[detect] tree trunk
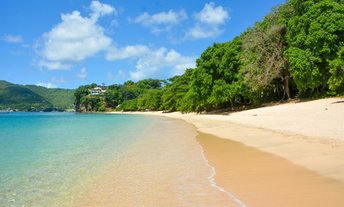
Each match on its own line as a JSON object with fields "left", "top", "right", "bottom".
{"left": 230, "top": 99, "right": 234, "bottom": 111}
{"left": 284, "top": 75, "right": 290, "bottom": 100}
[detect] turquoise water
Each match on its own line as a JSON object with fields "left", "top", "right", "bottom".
{"left": 0, "top": 112, "right": 153, "bottom": 206}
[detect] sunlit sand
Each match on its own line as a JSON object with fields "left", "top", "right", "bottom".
{"left": 113, "top": 97, "right": 344, "bottom": 206}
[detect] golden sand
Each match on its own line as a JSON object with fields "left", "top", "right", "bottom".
{"left": 198, "top": 132, "right": 344, "bottom": 207}
{"left": 74, "top": 117, "right": 239, "bottom": 206}
{"left": 126, "top": 98, "right": 344, "bottom": 183}
{"left": 98, "top": 98, "right": 344, "bottom": 206}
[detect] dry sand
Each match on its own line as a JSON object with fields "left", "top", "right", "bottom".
{"left": 116, "top": 97, "right": 344, "bottom": 206}
{"left": 133, "top": 98, "right": 344, "bottom": 181}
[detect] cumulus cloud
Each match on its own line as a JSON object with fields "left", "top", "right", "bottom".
{"left": 185, "top": 2, "right": 229, "bottom": 40}
{"left": 185, "top": 25, "right": 222, "bottom": 39}
{"left": 106, "top": 44, "right": 195, "bottom": 81}
{"left": 90, "top": 0, "right": 116, "bottom": 21}
{"left": 2, "top": 35, "right": 23, "bottom": 43}
{"left": 36, "top": 1, "right": 114, "bottom": 70}
{"left": 38, "top": 60, "right": 72, "bottom": 70}
{"left": 133, "top": 10, "right": 187, "bottom": 34}
{"left": 195, "top": 2, "right": 229, "bottom": 25}
{"left": 129, "top": 47, "right": 195, "bottom": 81}
{"left": 36, "top": 82, "right": 57, "bottom": 88}
{"left": 106, "top": 45, "right": 150, "bottom": 60}
{"left": 77, "top": 67, "right": 87, "bottom": 80}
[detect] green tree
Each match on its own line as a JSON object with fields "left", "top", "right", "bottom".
{"left": 161, "top": 69, "right": 193, "bottom": 111}
{"left": 119, "top": 99, "right": 138, "bottom": 111}
{"left": 328, "top": 46, "right": 344, "bottom": 93}
{"left": 186, "top": 38, "right": 245, "bottom": 112}
{"left": 208, "top": 37, "right": 245, "bottom": 108}
{"left": 286, "top": 0, "right": 344, "bottom": 94}
{"left": 135, "top": 79, "right": 162, "bottom": 91}
{"left": 74, "top": 85, "right": 90, "bottom": 112}
{"left": 241, "top": 9, "right": 290, "bottom": 102}
{"left": 137, "top": 89, "right": 162, "bottom": 110}
{"left": 105, "top": 84, "right": 122, "bottom": 108}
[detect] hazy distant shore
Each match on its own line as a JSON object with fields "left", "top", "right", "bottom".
{"left": 109, "top": 97, "right": 344, "bottom": 206}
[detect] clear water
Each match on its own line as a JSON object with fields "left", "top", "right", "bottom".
{"left": 0, "top": 112, "right": 153, "bottom": 206}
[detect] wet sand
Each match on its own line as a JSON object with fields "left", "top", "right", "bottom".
{"left": 75, "top": 117, "right": 239, "bottom": 206}
{"left": 198, "top": 132, "right": 344, "bottom": 207}
{"left": 109, "top": 98, "right": 344, "bottom": 206}
{"left": 126, "top": 98, "right": 344, "bottom": 182}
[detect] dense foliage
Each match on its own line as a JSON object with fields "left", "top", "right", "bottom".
{"left": 75, "top": 80, "right": 163, "bottom": 112}
{"left": 0, "top": 80, "right": 75, "bottom": 111}
{"left": 75, "top": 0, "right": 343, "bottom": 113}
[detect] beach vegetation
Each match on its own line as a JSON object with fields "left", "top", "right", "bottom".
{"left": 75, "top": 0, "right": 344, "bottom": 113}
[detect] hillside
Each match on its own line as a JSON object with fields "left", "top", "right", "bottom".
{"left": 0, "top": 80, "right": 75, "bottom": 111}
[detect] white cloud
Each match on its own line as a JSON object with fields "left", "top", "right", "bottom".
{"left": 2, "top": 35, "right": 23, "bottom": 43}
{"left": 77, "top": 67, "right": 87, "bottom": 80}
{"left": 133, "top": 10, "right": 187, "bottom": 34}
{"left": 195, "top": 2, "right": 229, "bottom": 25}
{"left": 36, "top": 1, "right": 114, "bottom": 70}
{"left": 134, "top": 10, "right": 187, "bottom": 26}
{"left": 106, "top": 45, "right": 150, "bottom": 60}
{"left": 106, "top": 44, "right": 195, "bottom": 81}
{"left": 185, "top": 2, "right": 229, "bottom": 40}
{"left": 36, "top": 82, "right": 57, "bottom": 88}
{"left": 185, "top": 25, "right": 222, "bottom": 39}
{"left": 90, "top": 0, "right": 116, "bottom": 21}
{"left": 38, "top": 60, "right": 72, "bottom": 70}
{"left": 129, "top": 47, "right": 196, "bottom": 81}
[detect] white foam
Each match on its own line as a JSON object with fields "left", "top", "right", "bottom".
{"left": 196, "top": 139, "right": 247, "bottom": 207}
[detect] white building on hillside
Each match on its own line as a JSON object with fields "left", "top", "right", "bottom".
{"left": 89, "top": 87, "right": 106, "bottom": 96}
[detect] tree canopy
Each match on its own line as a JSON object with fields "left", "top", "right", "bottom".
{"left": 75, "top": 0, "right": 344, "bottom": 113}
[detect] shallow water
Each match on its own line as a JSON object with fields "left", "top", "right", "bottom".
{"left": 75, "top": 116, "right": 242, "bottom": 206}
{"left": 0, "top": 113, "right": 153, "bottom": 206}
{"left": 0, "top": 113, "right": 238, "bottom": 206}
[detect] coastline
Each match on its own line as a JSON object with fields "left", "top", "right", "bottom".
{"left": 75, "top": 116, "right": 240, "bottom": 206}
{"left": 108, "top": 97, "right": 344, "bottom": 206}
{"left": 197, "top": 132, "right": 344, "bottom": 206}
{"left": 111, "top": 98, "right": 344, "bottom": 181}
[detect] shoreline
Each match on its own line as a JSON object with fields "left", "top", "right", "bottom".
{"left": 75, "top": 116, "right": 239, "bottom": 206}
{"left": 195, "top": 132, "right": 246, "bottom": 207}
{"left": 107, "top": 97, "right": 344, "bottom": 206}
{"left": 109, "top": 97, "right": 344, "bottom": 182}
{"left": 197, "top": 131, "right": 344, "bottom": 206}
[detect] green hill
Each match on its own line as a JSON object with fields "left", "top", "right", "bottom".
{"left": 0, "top": 80, "right": 75, "bottom": 111}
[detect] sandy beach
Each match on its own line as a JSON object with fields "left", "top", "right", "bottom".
{"left": 115, "top": 97, "right": 344, "bottom": 206}
{"left": 75, "top": 116, "right": 239, "bottom": 206}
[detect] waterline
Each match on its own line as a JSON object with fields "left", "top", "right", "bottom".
{"left": 1, "top": 113, "right": 240, "bottom": 206}
{"left": 196, "top": 135, "right": 246, "bottom": 207}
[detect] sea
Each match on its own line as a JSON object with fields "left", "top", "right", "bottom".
{"left": 0, "top": 112, "right": 241, "bottom": 206}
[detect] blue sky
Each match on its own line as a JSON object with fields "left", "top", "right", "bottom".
{"left": 0, "top": 0, "right": 286, "bottom": 89}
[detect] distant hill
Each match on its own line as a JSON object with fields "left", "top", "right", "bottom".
{"left": 0, "top": 80, "right": 75, "bottom": 111}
